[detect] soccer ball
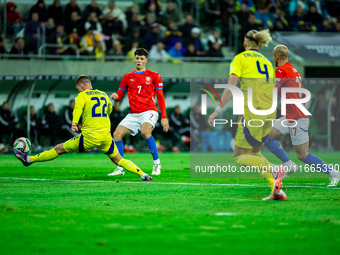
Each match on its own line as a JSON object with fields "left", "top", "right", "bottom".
{"left": 13, "top": 137, "right": 31, "bottom": 153}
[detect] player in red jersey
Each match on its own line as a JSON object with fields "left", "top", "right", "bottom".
{"left": 262, "top": 45, "right": 339, "bottom": 194}
{"left": 108, "top": 48, "right": 169, "bottom": 176}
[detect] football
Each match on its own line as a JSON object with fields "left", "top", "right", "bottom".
{"left": 13, "top": 137, "right": 31, "bottom": 153}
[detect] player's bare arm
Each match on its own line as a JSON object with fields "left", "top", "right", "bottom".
{"left": 208, "top": 74, "right": 239, "bottom": 126}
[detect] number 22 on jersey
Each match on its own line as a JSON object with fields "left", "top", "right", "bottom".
{"left": 91, "top": 97, "right": 107, "bottom": 117}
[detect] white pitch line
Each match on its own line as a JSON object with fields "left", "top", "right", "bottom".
{"left": 0, "top": 177, "right": 254, "bottom": 186}
{"left": 0, "top": 177, "right": 339, "bottom": 189}
{"left": 215, "top": 212, "right": 236, "bottom": 216}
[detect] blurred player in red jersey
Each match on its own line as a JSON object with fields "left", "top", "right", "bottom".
{"left": 108, "top": 48, "right": 169, "bottom": 176}
{"left": 263, "top": 45, "right": 339, "bottom": 189}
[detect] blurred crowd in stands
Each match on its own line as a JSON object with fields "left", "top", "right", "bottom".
{"left": 1, "top": 0, "right": 339, "bottom": 60}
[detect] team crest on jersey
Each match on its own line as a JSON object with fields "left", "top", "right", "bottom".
{"left": 145, "top": 76, "right": 151, "bottom": 84}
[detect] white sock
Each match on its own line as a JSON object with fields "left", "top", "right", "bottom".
{"left": 276, "top": 190, "right": 284, "bottom": 196}
{"left": 154, "top": 159, "right": 160, "bottom": 164}
{"left": 284, "top": 160, "right": 293, "bottom": 166}
{"left": 27, "top": 156, "right": 31, "bottom": 163}
{"left": 117, "top": 166, "right": 124, "bottom": 171}
{"left": 329, "top": 170, "right": 340, "bottom": 179}
{"left": 141, "top": 173, "right": 147, "bottom": 179}
{"left": 284, "top": 160, "right": 298, "bottom": 175}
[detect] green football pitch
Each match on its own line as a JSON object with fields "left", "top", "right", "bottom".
{"left": 0, "top": 151, "right": 339, "bottom": 255}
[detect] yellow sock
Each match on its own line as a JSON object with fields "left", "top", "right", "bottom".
{"left": 235, "top": 153, "right": 274, "bottom": 191}
{"left": 30, "top": 148, "right": 60, "bottom": 163}
{"left": 118, "top": 158, "right": 144, "bottom": 177}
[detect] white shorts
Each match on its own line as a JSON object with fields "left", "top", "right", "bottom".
{"left": 273, "top": 116, "right": 309, "bottom": 146}
{"left": 119, "top": 110, "right": 159, "bottom": 136}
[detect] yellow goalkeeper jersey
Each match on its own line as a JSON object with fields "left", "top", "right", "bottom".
{"left": 229, "top": 49, "right": 275, "bottom": 111}
{"left": 73, "top": 89, "right": 112, "bottom": 141}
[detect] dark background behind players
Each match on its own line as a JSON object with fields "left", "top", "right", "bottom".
{"left": 24, "top": 106, "right": 42, "bottom": 152}
{"left": 190, "top": 104, "right": 209, "bottom": 151}
{"left": 41, "top": 103, "right": 62, "bottom": 147}
{"left": 153, "top": 106, "right": 180, "bottom": 152}
{"left": 62, "top": 100, "right": 82, "bottom": 138}
{"left": 169, "top": 105, "right": 190, "bottom": 151}
{"left": 0, "top": 101, "right": 18, "bottom": 145}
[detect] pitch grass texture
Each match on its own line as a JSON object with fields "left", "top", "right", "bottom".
{"left": 0, "top": 152, "right": 340, "bottom": 255}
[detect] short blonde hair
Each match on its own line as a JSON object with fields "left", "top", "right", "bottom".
{"left": 245, "top": 29, "right": 272, "bottom": 47}
{"left": 75, "top": 74, "right": 91, "bottom": 86}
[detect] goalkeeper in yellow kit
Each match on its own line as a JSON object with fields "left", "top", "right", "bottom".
{"left": 14, "top": 75, "right": 153, "bottom": 181}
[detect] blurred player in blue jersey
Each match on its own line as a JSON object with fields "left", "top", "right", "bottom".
{"left": 14, "top": 74, "right": 152, "bottom": 181}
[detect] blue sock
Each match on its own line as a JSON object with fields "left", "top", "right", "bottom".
{"left": 302, "top": 153, "right": 332, "bottom": 175}
{"left": 115, "top": 140, "right": 124, "bottom": 157}
{"left": 264, "top": 137, "right": 290, "bottom": 163}
{"left": 145, "top": 136, "right": 159, "bottom": 161}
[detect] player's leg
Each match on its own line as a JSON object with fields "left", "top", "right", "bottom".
{"left": 295, "top": 141, "right": 339, "bottom": 186}
{"left": 252, "top": 148, "right": 287, "bottom": 200}
{"left": 14, "top": 142, "right": 67, "bottom": 166}
{"left": 291, "top": 117, "right": 339, "bottom": 186}
{"left": 109, "top": 123, "right": 135, "bottom": 176}
{"left": 103, "top": 139, "right": 152, "bottom": 181}
{"left": 234, "top": 145, "right": 275, "bottom": 191}
{"left": 140, "top": 122, "right": 161, "bottom": 175}
{"left": 140, "top": 111, "right": 161, "bottom": 175}
{"left": 234, "top": 120, "right": 277, "bottom": 187}
{"left": 25, "top": 134, "right": 90, "bottom": 166}
{"left": 234, "top": 117, "right": 286, "bottom": 200}
{"left": 113, "top": 125, "right": 134, "bottom": 157}
{"left": 263, "top": 117, "right": 298, "bottom": 175}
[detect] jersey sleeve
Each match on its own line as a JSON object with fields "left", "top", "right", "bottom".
{"left": 116, "top": 74, "right": 128, "bottom": 101}
{"left": 153, "top": 73, "right": 163, "bottom": 91}
{"left": 153, "top": 73, "right": 167, "bottom": 118}
{"left": 119, "top": 74, "right": 128, "bottom": 91}
{"left": 107, "top": 94, "right": 113, "bottom": 116}
{"left": 229, "top": 55, "right": 242, "bottom": 77}
{"left": 73, "top": 92, "right": 85, "bottom": 124}
{"left": 275, "top": 68, "right": 287, "bottom": 89}
{"left": 156, "top": 89, "right": 167, "bottom": 118}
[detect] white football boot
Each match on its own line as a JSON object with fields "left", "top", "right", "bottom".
{"left": 107, "top": 167, "right": 125, "bottom": 176}
{"left": 152, "top": 163, "right": 161, "bottom": 175}
{"left": 283, "top": 160, "right": 299, "bottom": 179}
{"left": 327, "top": 178, "right": 339, "bottom": 188}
